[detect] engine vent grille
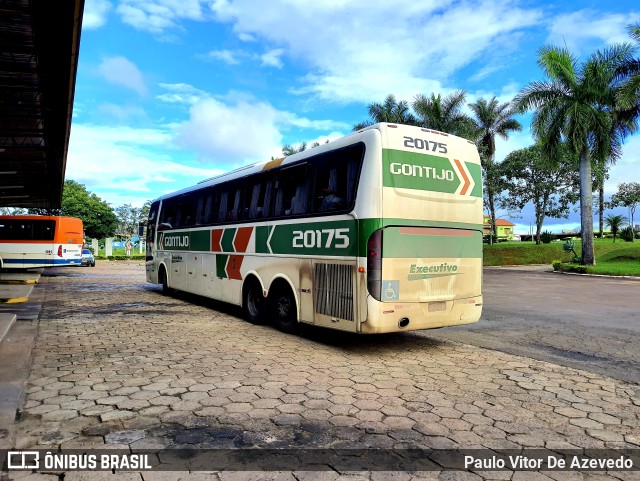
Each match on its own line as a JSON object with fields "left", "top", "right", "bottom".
{"left": 314, "top": 263, "right": 353, "bottom": 321}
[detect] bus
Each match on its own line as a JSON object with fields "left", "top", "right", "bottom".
{"left": 146, "top": 123, "right": 483, "bottom": 334}
{"left": 0, "top": 215, "right": 84, "bottom": 268}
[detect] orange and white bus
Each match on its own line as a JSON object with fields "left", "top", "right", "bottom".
{"left": 0, "top": 215, "right": 84, "bottom": 268}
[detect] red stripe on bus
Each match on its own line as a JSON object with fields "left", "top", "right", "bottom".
{"left": 226, "top": 255, "right": 244, "bottom": 280}
{"left": 211, "top": 229, "right": 223, "bottom": 251}
{"left": 233, "top": 227, "right": 253, "bottom": 253}
{"left": 398, "top": 227, "right": 474, "bottom": 236}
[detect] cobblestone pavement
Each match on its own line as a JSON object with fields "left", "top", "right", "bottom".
{"left": 5, "top": 262, "right": 640, "bottom": 480}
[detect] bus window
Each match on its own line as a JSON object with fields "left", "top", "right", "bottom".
{"left": 275, "top": 164, "right": 309, "bottom": 216}
{"left": 312, "top": 143, "right": 364, "bottom": 213}
{"left": 248, "top": 177, "right": 273, "bottom": 219}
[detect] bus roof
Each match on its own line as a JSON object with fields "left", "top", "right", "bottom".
{"left": 153, "top": 123, "right": 476, "bottom": 203}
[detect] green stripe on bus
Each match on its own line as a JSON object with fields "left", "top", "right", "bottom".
{"left": 221, "top": 228, "right": 236, "bottom": 252}
{"left": 382, "top": 149, "right": 481, "bottom": 197}
{"left": 255, "top": 220, "right": 357, "bottom": 256}
{"left": 356, "top": 218, "right": 483, "bottom": 257}
{"left": 191, "top": 230, "right": 211, "bottom": 251}
{"left": 467, "top": 162, "right": 482, "bottom": 198}
{"left": 216, "top": 254, "right": 228, "bottom": 279}
{"left": 382, "top": 227, "right": 483, "bottom": 258}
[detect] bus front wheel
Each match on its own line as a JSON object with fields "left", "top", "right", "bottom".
{"left": 159, "top": 266, "right": 171, "bottom": 295}
{"left": 243, "top": 279, "right": 266, "bottom": 324}
{"left": 269, "top": 284, "right": 298, "bottom": 334}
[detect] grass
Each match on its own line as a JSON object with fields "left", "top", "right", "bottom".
{"left": 484, "top": 238, "right": 640, "bottom": 276}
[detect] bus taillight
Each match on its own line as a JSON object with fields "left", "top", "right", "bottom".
{"left": 57, "top": 245, "right": 63, "bottom": 257}
{"left": 367, "top": 229, "right": 382, "bottom": 301}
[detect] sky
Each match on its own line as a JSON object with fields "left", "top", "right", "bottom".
{"left": 69, "top": 0, "right": 640, "bottom": 234}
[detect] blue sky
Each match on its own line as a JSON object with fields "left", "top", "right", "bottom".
{"left": 70, "top": 0, "right": 640, "bottom": 233}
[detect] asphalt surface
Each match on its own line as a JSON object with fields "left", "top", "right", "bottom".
{"left": 0, "top": 262, "right": 638, "bottom": 480}
{"left": 428, "top": 267, "right": 640, "bottom": 384}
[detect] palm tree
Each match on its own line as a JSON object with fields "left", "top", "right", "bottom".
{"left": 353, "top": 94, "right": 418, "bottom": 131}
{"left": 618, "top": 23, "right": 640, "bottom": 111}
{"left": 468, "top": 97, "right": 522, "bottom": 245}
{"left": 605, "top": 214, "right": 628, "bottom": 242}
{"left": 412, "top": 90, "right": 477, "bottom": 139}
{"left": 515, "top": 44, "right": 634, "bottom": 265}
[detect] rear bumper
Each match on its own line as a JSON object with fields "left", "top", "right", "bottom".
{"left": 361, "top": 295, "right": 482, "bottom": 334}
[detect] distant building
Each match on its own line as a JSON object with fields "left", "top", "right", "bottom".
{"left": 483, "top": 215, "right": 515, "bottom": 240}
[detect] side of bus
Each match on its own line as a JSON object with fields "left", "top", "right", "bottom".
{"left": 147, "top": 130, "right": 383, "bottom": 333}
{"left": 146, "top": 124, "right": 483, "bottom": 334}
{"left": 0, "top": 216, "right": 84, "bottom": 268}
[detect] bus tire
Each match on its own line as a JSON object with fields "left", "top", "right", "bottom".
{"left": 159, "top": 266, "right": 171, "bottom": 295}
{"left": 242, "top": 278, "right": 266, "bottom": 324}
{"left": 269, "top": 283, "right": 298, "bottom": 334}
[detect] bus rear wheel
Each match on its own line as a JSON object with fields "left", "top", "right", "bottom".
{"left": 269, "top": 285, "right": 298, "bottom": 334}
{"left": 243, "top": 279, "right": 266, "bottom": 324}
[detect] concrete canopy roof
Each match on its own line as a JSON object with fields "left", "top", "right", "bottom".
{"left": 0, "top": 0, "right": 84, "bottom": 209}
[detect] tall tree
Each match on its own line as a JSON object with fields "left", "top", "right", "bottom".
{"left": 610, "top": 182, "right": 640, "bottom": 236}
{"left": 353, "top": 94, "right": 418, "bottom": 131}
{"left": 115, "top": 203, "right": 143, "bottom": 238}
{"left": 58, "top": 180, "right": 118, "bottom": 239}
{"left": 515, "top": 44, "right": 634, "bottom": 265}
{"left": 499, "top": 143, "right": 579, "bottom": 244}
{"left": 468, "top": 97, "right": 522, "bottom": 245}
{"left": 412, "top": 90, "right": 477, "bottom": 139}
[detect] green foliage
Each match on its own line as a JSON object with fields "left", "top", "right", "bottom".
{"left": 412, "top": 90, "right": 477, "bottom": 139}
{"left": 604, "top": 214, "right": 628, "bottom": 242}
{"left": 562, "top": 239, "right": 580, "bottom": 262}
{"left": 499, "top": 143, "right": 579, "bottom": 242}
{"left": 552, "top": 260, "right": 563, "bottom": 271}
{"left": 484, "top": 239, "right": 640, "bottom": 274}
{"left": 59, "top": 180, "right": 118, "bottom": 239}
{"left": 515, "top": 44, "right": 636, "bottom": 265}
{"left": 540, "top": 231, "right": 555, "bottom": 244}
{"left": 353, "top": 94, "right": 419, "bottom": 131}
{"left": 97, "top": 255, "right": 145, "bottom": 261}
{"left": 619, "top": 226, "right": 635, "bottom": 242}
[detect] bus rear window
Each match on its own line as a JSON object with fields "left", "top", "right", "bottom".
{"left": 0, "top": 219, "right": 56, "bottom": 241}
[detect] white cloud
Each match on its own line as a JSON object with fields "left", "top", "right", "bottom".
{"left": 260, "top": 48, "right": 284, "bottom": 68}
{"left": 97, "top": 56, "right": 148, "bottom": 96}
{"left": 175, "top": 97, "right": 285, "bottom": 163}
{"left": 116, "top": 0, "right": 208, "bottom": 33}
{"left": 157, "top": 85, "right": 348, "bottom": 163}
{"left": 605, "top": 135, "right": 640, "bottom": 196}
{"left": 210, "top": 0, "right": 542, "bottom": 103}
{"left": 83, "top": 0, "right": 112, "bottom": 29}
{"left": 67, "top": 124, "right": 219, "bottom": 207}
{"left": 205, "top": 49, "right": 241, "bottom": 65}
{"left": 98, "top": 103, "right": 147, "bottom": 122}
{"left": 547, "top": 10, "right": 640, "bottom": 55}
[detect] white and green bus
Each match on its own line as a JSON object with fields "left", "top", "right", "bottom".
{"left": 146, "top": 123, "right": 483, "bottom": 334}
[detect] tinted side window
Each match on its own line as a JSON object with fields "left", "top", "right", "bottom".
{"left": 247, "top": 176, "right": 273, "bottom": 219}
{"left": 0, "top": 220, "right": 55, "bottom": 241}
{"left": 274, "top": 164, "right": 309, "bottom": 216}
{"left": 312, "top": 143, "right": 364, "bottom": 213}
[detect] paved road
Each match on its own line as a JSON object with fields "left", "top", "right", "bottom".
{"left": 428, "top": 268, "right": 640, "bottom": 384}
{"left": 1, "top": 262, "right": 638, "bottom": 480}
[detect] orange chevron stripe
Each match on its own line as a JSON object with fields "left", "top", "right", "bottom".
{"left": 454, "top": 158, "right": 471, "bottom": 195}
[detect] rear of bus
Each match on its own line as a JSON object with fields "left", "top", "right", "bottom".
{"left": 0, "top": 216, "right": 83, "bottom": 268}
{"left": 362, "top": 124, "right": 483, "bottom": 333}
{"left": 54, "top": 216, "right": 84, "bottom": 266}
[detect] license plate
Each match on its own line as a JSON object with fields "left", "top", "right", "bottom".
{"left": 428, "top": 301, "right": 446, "bottom": 312}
